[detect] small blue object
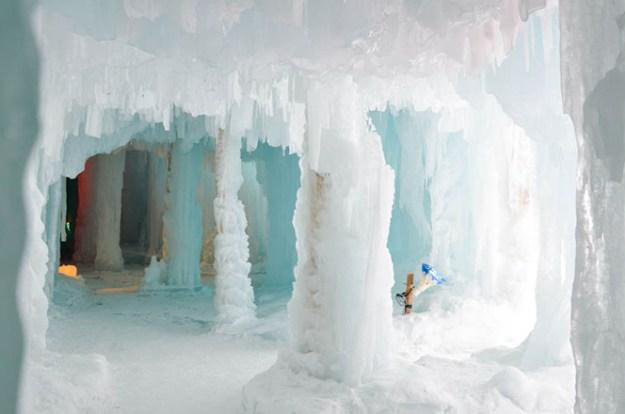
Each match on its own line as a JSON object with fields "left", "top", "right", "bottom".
{"left": 421, "top": 263, "right": 447, "bottom": 285}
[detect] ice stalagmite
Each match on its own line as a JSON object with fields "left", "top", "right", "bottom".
{"left": 561, "top": 1, "right": 625, "bottom": 413}
{"left": 214, "top": 129, "right": 256, "bottom": 326}
{"left": 94, "top": 151, "right": 126, "bottom": 271}
{"left": 164, "top": 141, "right": 203, "bottom": 288}
{"left": 286, "top": 77, "right": 395, "bottom": 385}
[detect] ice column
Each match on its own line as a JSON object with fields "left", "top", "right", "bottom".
{"left": 287, "top": 77, "right": 395, "bottom": 384}
{"left": 561, "top": 2, "right": 625, "bottom": 413}
{"left": 94, "top": 151, "right": 126, "bottom": 271}
{"left": 213, "top": 129, "right": 256, "bottom": 325}
{"left": 163, "top": 140, "right": 203, "bottom": 288}
{"left": 146, "top": 149, "right": 168, "bottom": 258}
{"left": 0, "top": 0, "right": 38, "bottom": 410}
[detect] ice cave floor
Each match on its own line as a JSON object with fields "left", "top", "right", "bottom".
{"left": 47, "top": 272, "right": 574, "bottom": 414}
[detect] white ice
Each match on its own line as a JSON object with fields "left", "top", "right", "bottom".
{"left": 3, "top": 0, "right": 607, "bottom": 413}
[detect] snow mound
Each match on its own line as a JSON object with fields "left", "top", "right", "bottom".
{"left": 243, "top": 354, "right": 573, "bottom": 414}
{"left": 20, "top": 352, "right": 113, "bottom": 414}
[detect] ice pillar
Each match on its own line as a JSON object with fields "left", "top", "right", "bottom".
{"left": 93, "top": 151, "right": 126, "bottom": 271}
{"left": 213, "top": 129, "right": 256, "bottom": 325}
{"left": 163, "top": 140, "right": 203, "bottom": 288}
{"left": 561, "top": 2, "right": 625, "bottom": 413}
{"left": 0, "top": 0, "right": 38, "bottom": 410}
{"left": 146, "top": 149, "right": 168, "bottom": 258}
{"left": 287, "top": 78, "right": 395, "bottom": 384}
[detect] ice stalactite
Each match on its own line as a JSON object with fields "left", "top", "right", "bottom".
{"left": 163, "top": 140, "right": 203, "bottom": 288}
{"left": 214, "top": 129, "right": 256, "bottom": 326}
{"left": 93, "top": 151, "right": 126, "bottom": 271}
{"left": 560, "top": 2, "right": 625, "bottom": 413}
{"left": 285, "top": 77, "right": 395, "bottom": 385}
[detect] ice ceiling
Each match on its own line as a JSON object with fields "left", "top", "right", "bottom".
{"left": 2, "top": 0, "right": 624, "bottom": 413}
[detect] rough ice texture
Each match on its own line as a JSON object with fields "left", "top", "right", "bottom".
{"left": 560, "top": 1, "right": 625, "bottom": 413}
{"left": 0, "top": 0, "right": 38, "bottom": 411}
{"left": 214, "top": 130, "right": 257, "bottom": 326}
{"left": 15, "top": 0, "right": 581, "bottom": 412}
{"left": 284, "top": 76, "right": 396, "bottom": 385}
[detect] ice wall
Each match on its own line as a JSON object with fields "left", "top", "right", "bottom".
{"left": 485, "top": 10, "right": 576, "bottom": 368}
{"left": 560, "top": 1, "right": 625, "bottom": 412}
{"left": 0, "top": 0, "right": 38, "bottom": 411}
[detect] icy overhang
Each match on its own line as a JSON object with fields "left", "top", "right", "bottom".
{"left": 40, "top": 0, "right": 524, "bottom": 74}
{"left": 34, "top": 0, "right": 548, "bottom": 176}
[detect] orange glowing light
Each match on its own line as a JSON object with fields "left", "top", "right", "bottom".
{"left": 58, "top": 265, "right": 79, "bottom": 279}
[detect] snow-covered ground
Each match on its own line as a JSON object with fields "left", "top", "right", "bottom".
{"left": 47, "top": 271, "right": 573, "bottom": 414}
{"left": 47, "top": 271, "right": 286, "bottom": 414}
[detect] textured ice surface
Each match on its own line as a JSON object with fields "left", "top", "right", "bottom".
{"left": 214, "top": 130, "right": 257, "bottom": 327}
{"left": 8, "top": 0, "right": 586, "bottom": 412}
{"left": 560, "top": 1, "right": 625, "bottom": 413}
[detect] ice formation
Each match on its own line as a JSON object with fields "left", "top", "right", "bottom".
{"left": 214, "top": 129, "right": 256, "bottom": 325}
{"left": 1, "top": 0, "right": 619, "bottom": 413}
{"left": 560, "top": 2, "right": 625, "bottom": 412}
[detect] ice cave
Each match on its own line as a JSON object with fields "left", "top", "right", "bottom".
{"left": 1, "top": 0, "right": 624, "bottom": 413}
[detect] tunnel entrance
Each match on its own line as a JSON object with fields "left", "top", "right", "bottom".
{"left": 55, "top": 143, "right": 169, "bottom": 292}
{"left": 54, "top": 138, "right": 300, "bottom": 298}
